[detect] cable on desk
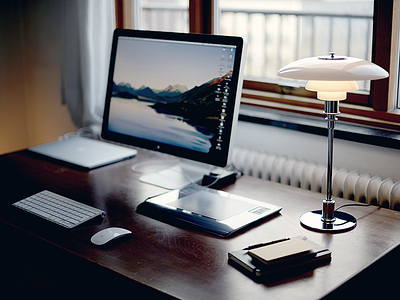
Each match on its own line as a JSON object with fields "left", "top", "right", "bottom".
{"left": 201, "top": 166, "right": 234, "bottom": 188}
{"left": 334, "top": 203, "right": 373, "bottom": 212}
{"left": 231, "top": 161, "right": 243, "bottom": 178}
{"left": 58, "top": 126, "right": 101, "bottom": 141}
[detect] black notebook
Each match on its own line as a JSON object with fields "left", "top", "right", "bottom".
{"left": 228, "top": 237, "right": 331, "bottom": 281}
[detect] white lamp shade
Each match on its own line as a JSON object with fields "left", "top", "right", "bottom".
{"left": 315, "top": 91, "right": 347, "bottom": 101}
{"left": 277, "top": 56, "right": 389, "bottom": 81}
{"left": 305, "top": 80, "right": 359, "bottom": 100}
{"left": 306, "top": 80, "right": 359, "bottom": 92}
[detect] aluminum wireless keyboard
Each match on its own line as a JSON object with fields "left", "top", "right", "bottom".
{"left": 12, "top": 190, "right": 106, "bottom": 229}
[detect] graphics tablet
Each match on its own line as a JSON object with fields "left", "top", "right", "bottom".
{"left": 137, "top": 184, "right": 282, "bottom": 237}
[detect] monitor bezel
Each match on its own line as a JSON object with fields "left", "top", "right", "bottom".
{"left": 101, "top": 29, "right": 246, "bottom": 168}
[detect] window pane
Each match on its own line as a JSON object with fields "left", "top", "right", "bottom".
{"left": 218, "top": 0, "right": 374, "bottom": 91}
{"left": 136, "top": 0, "right": 189, "bottom": 32}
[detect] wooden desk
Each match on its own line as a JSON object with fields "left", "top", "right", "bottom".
{"left": 1, "top": 149, "right": 400, "bottom": 299}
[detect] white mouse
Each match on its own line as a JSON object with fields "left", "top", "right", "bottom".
{"left": 90, "top": 227, "right": 132, "bottom": 246}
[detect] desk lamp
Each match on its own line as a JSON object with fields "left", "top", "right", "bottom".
{"left": 277, "top": 52, "right": 388, "bottom": 232}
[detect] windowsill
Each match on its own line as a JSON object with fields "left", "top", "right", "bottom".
{"left": 239, "top": 103, "right": 400, "bottom": 150}
{"left": 241, "top": 88, "right": 400, "bottom": 129}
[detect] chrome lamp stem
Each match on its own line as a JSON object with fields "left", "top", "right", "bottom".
{"left": 299, "top": 100, "right": 357, "bottom": 233}
{"left": 323, "top": 101, "right": 338, "bottom": 223}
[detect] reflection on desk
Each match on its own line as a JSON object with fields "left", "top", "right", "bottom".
{"left": 1, "top": 149, "right": 400, "bottom": 299}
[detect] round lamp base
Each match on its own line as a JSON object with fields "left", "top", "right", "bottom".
{"left": 300, "top": 210, "right": 356, "bottom": 233}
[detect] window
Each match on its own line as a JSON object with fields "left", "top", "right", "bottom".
{"left": 116, "top": 0, "right": 189, "bottom": 32}
{"left": 116, "top": 0, "right": 400, "bottom": 131}
{"left": 218, "top": 0, "right": 374, "bottom": 92}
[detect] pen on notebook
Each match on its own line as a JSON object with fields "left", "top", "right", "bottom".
{"left": 243, "top": 237, "right": 290, "bottom": 250}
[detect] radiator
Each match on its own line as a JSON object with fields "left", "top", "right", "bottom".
{"left": 232, "top": 147, "right": 400, "bottom": 211}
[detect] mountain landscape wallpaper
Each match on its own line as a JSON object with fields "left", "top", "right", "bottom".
{"left": 112, "top": 71, "right": 231, "bottom": 124}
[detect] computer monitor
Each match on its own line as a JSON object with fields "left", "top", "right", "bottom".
{"left": 101, "top": 29, "right": 247, "bottom": 189}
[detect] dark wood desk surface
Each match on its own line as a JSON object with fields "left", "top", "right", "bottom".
{"left": 1, "top": 148, "right": 400, "bottom": 299}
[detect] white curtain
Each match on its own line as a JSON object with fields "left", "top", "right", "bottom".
{"left": 61, "top": 0, "right": 115, "bottom": 128}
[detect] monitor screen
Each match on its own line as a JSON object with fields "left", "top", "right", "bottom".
{"left": 101, "top": 29, "right": 247, "bottom": 188}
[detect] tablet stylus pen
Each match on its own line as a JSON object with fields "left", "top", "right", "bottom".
{"left": 243, "top": 237, "right": 290, "bottom": 250}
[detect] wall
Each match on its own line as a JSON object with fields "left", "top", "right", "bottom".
{"left": 0, "top": 0, "right": 29, "bottom": 153}
{"left": 0, "top": 0, "right": 76, "bottom": 155}
{"left": 235, "top": 120, "right": 400, "bottom": 182}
